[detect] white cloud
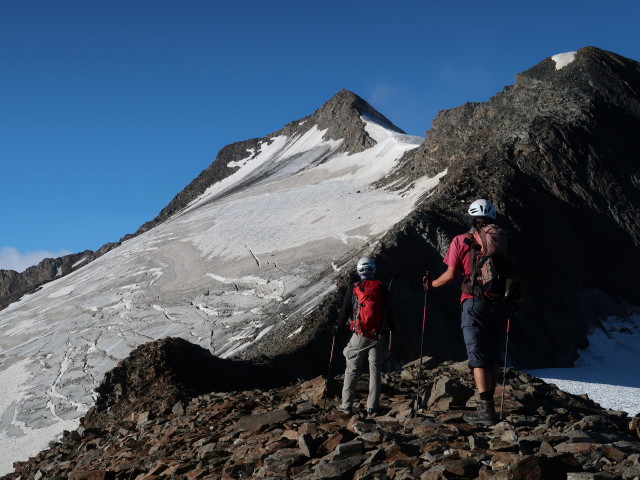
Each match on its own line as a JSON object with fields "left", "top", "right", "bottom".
{"left": 0, "top": 247, "right": 72, "bottom": 273}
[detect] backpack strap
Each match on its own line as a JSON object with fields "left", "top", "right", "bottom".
{"left": 351, "top": 282, "right": 361, "bottom": 333}
{"left": 461, "top": 231, "right": 481, "bottom": 296}
{"left": 463, "top": 231, "right": 475, "bottom": 247}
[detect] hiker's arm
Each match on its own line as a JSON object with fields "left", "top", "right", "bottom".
{"left": 431, "top": 265, "right": 457, "bottom": 288}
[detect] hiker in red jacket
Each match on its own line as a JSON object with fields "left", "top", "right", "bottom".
{"left": 331, "top": 257, "right": 394, "bottom": 416}
{"left": 425, "top": 199, "right": 511, "bottom": 425}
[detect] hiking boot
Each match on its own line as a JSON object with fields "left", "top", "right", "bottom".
{"left": 366, "top": 408, "right": 378, "bottom": 417}
{"left": 463, "top": 400, "right": 497, "bottom": 426}
{"left": 337, "top": 404, "right": 351, "bottom": 414}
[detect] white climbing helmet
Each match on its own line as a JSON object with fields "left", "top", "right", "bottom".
{"left": 468, "top": 199, "right": 497, "bottom": 219}
{"left": 356, "top": 257, "right": 376, "bottom": 277}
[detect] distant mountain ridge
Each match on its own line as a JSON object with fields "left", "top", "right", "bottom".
{"left": 0, "top": 245, "right": 116, "bottom": 310}
{"left": 130, "top": 89, "right": 405, "bottom": 237}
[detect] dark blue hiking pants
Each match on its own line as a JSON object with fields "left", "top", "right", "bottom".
{"left": 461, "top": 298, "right": 507, "bottom": 368}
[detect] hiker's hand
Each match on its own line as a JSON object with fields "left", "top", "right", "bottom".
{"left": 330, "top": 323, "right": 339, "bottom": 335}
{"left": 423, "top": 275, "right": 433, "bottom": 291}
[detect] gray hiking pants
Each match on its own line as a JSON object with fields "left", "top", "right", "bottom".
{"left": 340, "top": 333, "right": 384, "bottom": 410}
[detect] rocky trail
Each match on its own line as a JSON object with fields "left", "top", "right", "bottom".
{"left": 4, "top": 337, "right": 640, "bottom": 480}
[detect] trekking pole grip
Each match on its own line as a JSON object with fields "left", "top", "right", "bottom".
{"left": 423, "top": 270, "right": 432, "bottom": 294}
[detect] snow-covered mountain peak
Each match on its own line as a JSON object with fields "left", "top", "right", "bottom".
{"left": 125, "top": 90, "right": 405, "bottom": 239}
{"left": 0, "top": 102, "right": 442, "bottom": 473}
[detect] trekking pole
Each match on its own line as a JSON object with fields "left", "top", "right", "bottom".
{"left": 385, "top": 278, "right": 393, "bottom": 376}
{"left": 323, "top": 334, "right": 336, "bottom": 410}
{"left": 386, "top": 279, "right": 394, "bottom": 377}
{"left": 414, "top": 270, "right": 430, "bottom": 417}
{"left": 386, "top": 331, "right": 393, "bottom": 376}
{"left": 500, "top": 317, "right": 511, "bottom": 421}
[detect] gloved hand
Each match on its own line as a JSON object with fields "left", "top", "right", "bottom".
{"left": 423, "top": 275, "right": 433, "bottom": 291}
{"left": 330, "top": 323, "right": 340, "bottom": 335}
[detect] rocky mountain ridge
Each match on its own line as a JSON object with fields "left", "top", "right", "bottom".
{"left": 129, "top": 89, "right": 401, "bottom": 239}
{"left": 364, "top": 46, "right": 640, "bottom": 367}
{"left": 0, "top": 244, "right": 117, "bottom": 311}
{"left": 3, "top": 337, "right": 640, "bottom": 480}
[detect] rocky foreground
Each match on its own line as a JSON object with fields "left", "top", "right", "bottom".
{"left": 4, "top": 338, "right": 640, "bottom": 480}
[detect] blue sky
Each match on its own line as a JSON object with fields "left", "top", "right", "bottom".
{"left": 2, "top": 0, "right": 640, "bottom": 271}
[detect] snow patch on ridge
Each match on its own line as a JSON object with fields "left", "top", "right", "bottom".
{"left": 552, "top": 51, "right": 577, "bottom": 70}
{"left": 72, "top": 257, "right": 88, "bottom": 269}
{"left": 182, "top": 119, "right": 428, "bottom": 263}
{"left": 187, "top": 126, "right": 343, "bottom": 213}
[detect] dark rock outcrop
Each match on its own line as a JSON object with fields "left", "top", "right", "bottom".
{"left": 4, "top": 337, "right": 640, "bottom": 480}
{"left": 82, "top": 337, "right": 326, "bottom": 430}
{"left": 367, "top": 46, "right": 640, "bottom": 368}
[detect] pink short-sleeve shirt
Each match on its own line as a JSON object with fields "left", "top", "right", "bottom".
{"left": 443, "top": 233, "right": 473, "bottom": 302}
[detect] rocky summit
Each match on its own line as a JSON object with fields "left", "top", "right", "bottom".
{"left": 4, "top": 337, "right": 640, "bottom": 480}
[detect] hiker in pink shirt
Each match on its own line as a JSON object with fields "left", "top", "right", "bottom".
{"left": 424, "top": 199, "right": 508, "bottom": 425}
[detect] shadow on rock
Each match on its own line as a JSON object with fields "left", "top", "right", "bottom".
{"left": 84, "top": 337, "right": 305, "bottom": 429}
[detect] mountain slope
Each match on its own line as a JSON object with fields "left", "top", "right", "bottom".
{"left": 130, "top": 89, "right": 406, "bottom": 237}
{"left": 371, "top": 46, "right": 640, "bottom": 368}
{"left": 0, "top": 92, "right": 440, "bottom": 473}
{"left": 0, "top": 91, "right": 405, "bottom": 311}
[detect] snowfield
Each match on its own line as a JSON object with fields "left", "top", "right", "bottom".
{"left": 531, "top": 313, "right": 640, "bottom": 416}
{"left": 0, "top": 117, "right": 440, "bottom": 472}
